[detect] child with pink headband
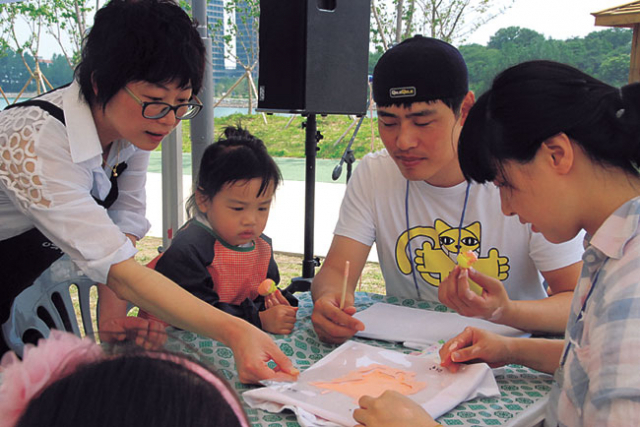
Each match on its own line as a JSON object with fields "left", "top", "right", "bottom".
{"left": 0, "top": 331, "right": 250, "bottom": 427}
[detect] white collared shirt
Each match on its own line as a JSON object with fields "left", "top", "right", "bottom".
{"left": 0, "top": 81, "right": 150, "bottom": 282}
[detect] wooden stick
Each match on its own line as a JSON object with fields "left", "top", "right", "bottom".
{"left": 339, "top": 260, "right": 350, "bottom": 309}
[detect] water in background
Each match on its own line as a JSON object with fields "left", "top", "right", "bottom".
{"left": 1, "top": 96, "right": 263, "bottom": 118}
{"left": 2, "top": 97, "right": 375, "bottom": 117}
{"left": 0, "top": 96, "right": 26, "bottom": 109}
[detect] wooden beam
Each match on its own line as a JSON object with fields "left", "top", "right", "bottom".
{"left": 594, "top": 14, "right": 640, "bottom": 27}
{"left": 631, "top": 24, "right": 640, "bottom": 83}
{"left": 593, "top": 1, "right": 640, "bottom": 27}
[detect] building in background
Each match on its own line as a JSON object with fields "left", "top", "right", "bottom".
{"left": 206, "top": 0, "right": 227, "bottom": 86}
{"left": 206, "top": 0, "right": 258, "bottom": 91}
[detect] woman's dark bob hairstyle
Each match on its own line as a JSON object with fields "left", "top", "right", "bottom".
{"left": 75, "top": 0, "right": 206, "bottom": 108}
{"left": 458, "top": 60, "right": 640, "bottom": 186}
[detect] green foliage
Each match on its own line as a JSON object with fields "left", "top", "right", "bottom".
{"left": 0, "top": 0, "right": 92, "bottom": 74}
{"left": 215, "top": 76, "right": 249, "bottom": 98}
{"left": 600, "top": 54, "right": 632, "bottom": 85}
{"left": 459, "top": 27, "right": 632, "bottom": 96}
{"left": 0, "top": 50, "right": 33, "bottom": 90}
{"left": 45, "top": 54, "right": 74, "bottom": 86}
{"left": 368, "top": 50, "right": 383, "bottom": 74}
{"left": 0, "top": 49, "right": 73, "bottom": 91}
{"left": 179, "top": 114, "right": 385, "bottom": 160}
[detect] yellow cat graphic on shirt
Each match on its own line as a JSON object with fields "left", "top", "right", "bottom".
{"left": 395, "top": 219, "right": 509, "bottom": 290}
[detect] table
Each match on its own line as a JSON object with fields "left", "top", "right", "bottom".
{"left": 164, "top": 292, "right": 553, "bottom": 427}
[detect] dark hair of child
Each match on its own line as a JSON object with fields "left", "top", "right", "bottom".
{"left": 75, "top": 0, "right": 206, "bottom": 108}
{"left": 16, "top": 349, "right": 248, "bottom": 427}
{"left": 458, "top": 60, "right": 640, "bottom": 186}
{"left": 186, "top": 126, "right": 282, "bottom": 217}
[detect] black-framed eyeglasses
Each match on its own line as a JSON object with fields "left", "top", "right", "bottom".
{"left": 124, "top": 86, "right": 203, "bottom": 120}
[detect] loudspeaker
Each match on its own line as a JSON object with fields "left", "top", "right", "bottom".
{"left": 257, "top": 0, "right": 371, "bottom": 115}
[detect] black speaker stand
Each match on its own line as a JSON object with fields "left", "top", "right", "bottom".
{"left": 285, "top": 114, "right": 322, "bottom": 294}
{"left": 332, "top": 115, "right": 364, "bottom": 183}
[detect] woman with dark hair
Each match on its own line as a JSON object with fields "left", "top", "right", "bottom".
{"left": 0, "top": 0, "right": 296, "bottom": 383}
{"left": 0, "top": 331, "right": 251, "bottom": 427}
{"left": 353, "top": 60, "right": 640, "bottom": 426}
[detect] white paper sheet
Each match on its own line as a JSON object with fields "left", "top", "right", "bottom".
{"left": 243, "top": 341, "right": 499, "bottom": 427}
{"left": 353, "top": 303, "right": 529, "bottom": 347}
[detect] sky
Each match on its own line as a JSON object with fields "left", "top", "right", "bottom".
{"left": 466, "top": 0, "right": 629, "bottom": 45}
{"left": 20, "top": 0, "right": 636, "bottom": 58}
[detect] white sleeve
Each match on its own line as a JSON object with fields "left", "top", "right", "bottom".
{"left": 107, "top": 148, "right": 151, "bottom": 240}
{"left": 529, "top": 228, "right": 585, "bottom": 272}
{"left": 334, "top": 156, "right": 376, "bottom": 247}
{"left": 4, "top": 115, "right": 136, "bottom": 283}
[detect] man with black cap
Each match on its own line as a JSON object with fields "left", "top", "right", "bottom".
{"left": 310, "top": 35, "right": 584, "bottom": 344}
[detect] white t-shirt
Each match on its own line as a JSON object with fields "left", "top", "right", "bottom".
{"left": 335, "top": 150, "right": 584, "bottom": 301}
{"left": 0, "top": 81, "right": 150, "bottom": 283}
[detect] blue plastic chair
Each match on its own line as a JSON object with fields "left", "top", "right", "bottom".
{"left": 2, "top": 255, "right": 98, "bottom": 357}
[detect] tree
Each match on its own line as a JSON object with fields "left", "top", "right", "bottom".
{"left": 44, "top": 53, "right": 74, "bottom": 87}
{"left": 0, "top": 0, "right": 93, "bottom": 97}
{"left": 487, "top": 26, "right": 547, "bottom": 69}
{"left": 370, "top": 0, "right": 515, "bottom": 51}
{"left": 599, "top": 53, "right": 631, "bottom": 86}
{"left": 458, "top": 43, "right": 501, "bottom": 95}
{"left": 45, "top": 0, "right": 95, "bottom": 68}
{"left": 457, "top": 27, "right": 633, "bottom": 94}
{"left": 487, "top": 26, "right": 545, "bottom": 50}
{"left": 0, "top": 49, "right": 34, "bottom": 92}
{"left": 209, "top": 0, "right": 261, "bottom": 114}
{"left": 368, "top": 50, "right": 383, "bottom": 74}
{"left": 0, "top": 1, "right": 51, "bottom": 94}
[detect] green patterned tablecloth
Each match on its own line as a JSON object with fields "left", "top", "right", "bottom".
{"left": 165, "top": 292, "right": 553, "bottom": 427}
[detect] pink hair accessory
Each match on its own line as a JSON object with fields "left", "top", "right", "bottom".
{"left": 0, "top": 331, "right": 249, "bottom": 427}
{"left": 149, "top": 352, "right": 250, "bottom": 427}
{"left": 0, "top": 330, "right": 104, "bottom": 427}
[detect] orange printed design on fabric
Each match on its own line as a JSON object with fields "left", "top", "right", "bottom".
{"left": 310, "top": 364, "right": 426, "bottom": 402}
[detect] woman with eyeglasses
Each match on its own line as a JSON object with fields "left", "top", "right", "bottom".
{"left": 0, "top": 0, "right": 298, "bottom": 384}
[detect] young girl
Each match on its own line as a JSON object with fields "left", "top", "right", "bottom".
{"left": 354, "top": 60, "right": 640, "bottom": 426}
{"left": 139, "top": 126, "right": 298, "bottom": 335}
{"left": 0, "top": 330, "right": 250, "bottom": 427}
{"left": 0, "top": 0, "right": 296, "bottom": 383}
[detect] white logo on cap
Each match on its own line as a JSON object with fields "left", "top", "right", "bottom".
{"left": 390, "top": 87, "right": 416, "bottom": 98}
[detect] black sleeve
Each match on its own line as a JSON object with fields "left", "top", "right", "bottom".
{"left": 213, "top": 298, "right": 263, "bottom": 328}
{"left": 154, "top": 239, "right": 220, "bottom": 306}
{"left": 267, "top": 248, "right": 281, "bottom": 285}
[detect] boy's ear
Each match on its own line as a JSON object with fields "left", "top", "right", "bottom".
{"left": 541, "top": 133, "right": 574, "bottom": 175}
{"left": 458, "top": 91, "right": 475, "bottom": 126}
